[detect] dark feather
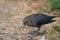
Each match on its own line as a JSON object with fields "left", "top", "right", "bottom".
{"left": 23, "top": 13, "right": 57, "bottom": 28}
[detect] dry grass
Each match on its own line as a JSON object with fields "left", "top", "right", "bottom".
{"left": 0, "top": 0, "right": 60, "bottom": 40}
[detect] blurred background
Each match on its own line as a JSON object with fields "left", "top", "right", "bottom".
{"left": 0, "top": 0, "right": 60, "bottom": 40}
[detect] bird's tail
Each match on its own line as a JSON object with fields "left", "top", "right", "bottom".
{"left": 51, "top": 16, "right": 60, "bottom": 21}
{"left": 50, "top": 15, "right": 60, "bottom": 19}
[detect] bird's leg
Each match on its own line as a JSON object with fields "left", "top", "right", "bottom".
{"left": 38, "top": 26, "right": 46, "bottom": 40}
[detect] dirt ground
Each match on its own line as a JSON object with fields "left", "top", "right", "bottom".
{"left": 0, "top": 0, "right": 60, "bottom": 40}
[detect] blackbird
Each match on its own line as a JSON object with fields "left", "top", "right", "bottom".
{"left": 23, "top": 13, "right": 58, "bottom": 28}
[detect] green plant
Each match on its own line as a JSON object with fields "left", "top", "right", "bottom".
{"left": 46, "top": 25, "right": 60, "bottom": 40}
{"left": 46, "top": 29, "right": 57, "bottom": 40}
{"left": 47, "top": 0, "right": 60, "bottom": 11}
{"left": 53, "top": 25, "right": 60, "bottom": 32}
